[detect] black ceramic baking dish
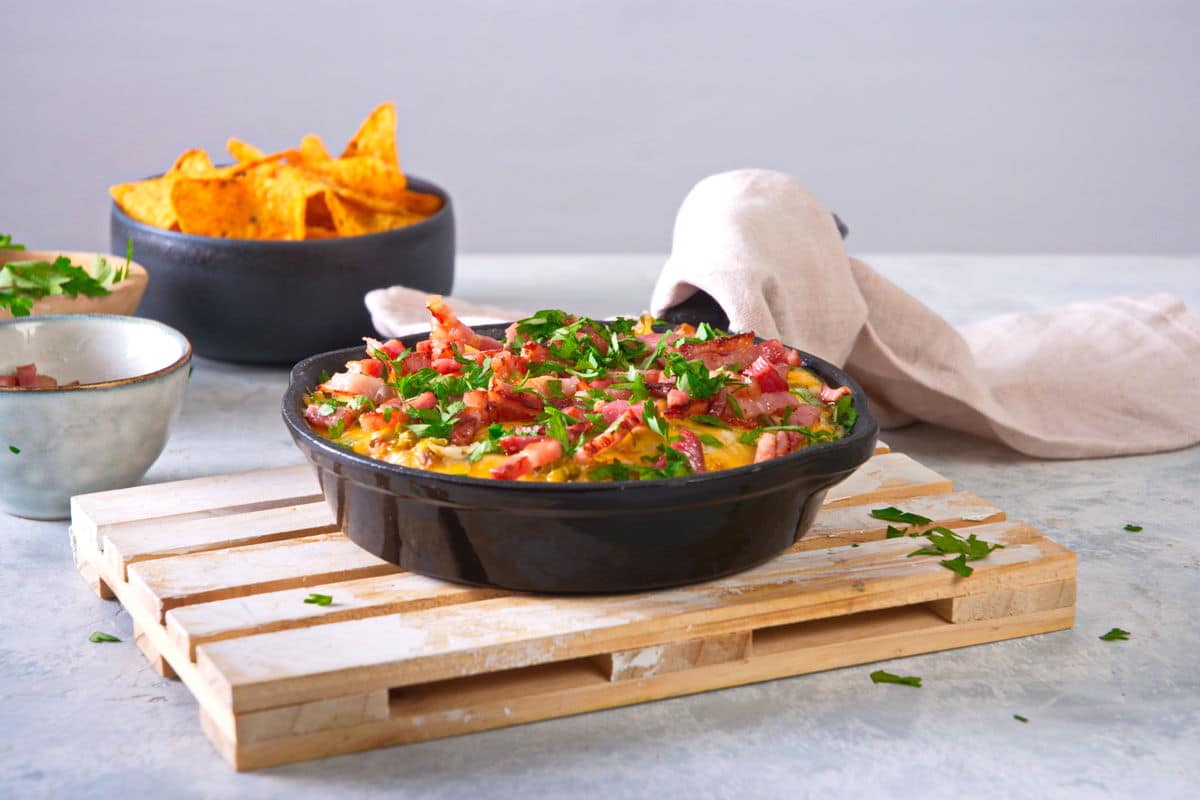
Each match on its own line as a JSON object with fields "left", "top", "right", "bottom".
{"left": 282, "top": 324, "right": 878, "bottom": 593}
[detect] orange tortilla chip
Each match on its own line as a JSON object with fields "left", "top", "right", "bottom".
{"left": 227, "top": 138, "right": 265, "bottom": 163}
{"left": 298, "top": 133, "right": 332, "bottom": 163}
{"left": 325, "top": 192, "right": 424, "bottom": 236}
{"left": 340, "top": 102, "right": 399, "bottom": 168}
{"left": 172, "top": 167, "right": 308, "bottom": 240}
{"left": 110, "top": 179, "right": 177, "bottom": 229}
{"left": 170, "top": 148, "right": 215, "bottom": 175}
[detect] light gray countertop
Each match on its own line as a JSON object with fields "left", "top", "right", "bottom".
{"left": 3, "top": 254, "right": 1198, "bottom": 799}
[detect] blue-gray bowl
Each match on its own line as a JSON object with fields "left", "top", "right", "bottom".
{"left": 111, "top": 175, "right": 454, "bottom": 365}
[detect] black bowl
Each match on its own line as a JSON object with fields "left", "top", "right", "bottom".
{"left": 282, "top": 325, "right": 879, "bottom": 593}
{"left": 111, "top": 175, "right": 454, "bottom": 365}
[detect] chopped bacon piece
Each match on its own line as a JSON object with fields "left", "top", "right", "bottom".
{"left": 498, "top": 434, "right": 549, "bottom": 455}
{"left": 0, "top": 375, "right": 16, "bottom": 387}
{"left": 489, "top": 350, "right": 528, "bottom": 384}
{"left": 671, "top": 429, "right": 706, "bottom": 472}
{"left": 743, "top": 355, "right": 789, "bottom": 393}
{"left": 490, "top": 438, "right": 563, "bottom": 480}
{"left": 400, "top": 351, "right": 431, "bottom": 375}
{"left": 756, "top": 338, "right": 801, "bottom": 366}
{"left": 319, "top": 369, "right": 394, "bottom": 403}
{"left": 431, "top": 358, "right": 462, "bottom": 375}
{"left": 449, "top": 390, "right": 491, "bottom": 445}
{"left": 489, "top": 384, "right": 543, "bottom": 422}
{"left": 754, "top": 430, "right": 805, "bottom": 463}
{"left": 358, "top": 358, "right": 384, "bottom": 378}
{"left": 16, "top": 364, "right": 38, "bottom": 387}
{"left": 677, "top": 333, "right": 759, "bottom": 370}
{"left": 408, "top": 391, "right": 437, "bottom": 410}
{"left": 785, "top": 404, "right": 821, "bottom": 428}
{"left": 304, "top": 403, "right": 359, "bottom": 430}
{"left": 594, "top": 398, "right": 644, "bottom": 426}
{"left": 819, "top": 384, "right": 852, "bottom": 403}
{"left": 521, "top": 341, "right": 553, "bottom": 363}
{"left": 427, "top": 295, "right": 503, "bottom": 358}
{"left": 574, "top": 409, "right": 641, "bottom": 462}
{"left": 665, "top": 388, "right": 691, "bottom": 417}
{"left": 359, "top": 399, "right": 408, "bottom": 433}
{"left": 364, "top": 337, "right": 407, "bottom": 360}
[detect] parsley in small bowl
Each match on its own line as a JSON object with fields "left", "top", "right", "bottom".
{"left": 0, "top": 236, "right": 148, "bottom": 320}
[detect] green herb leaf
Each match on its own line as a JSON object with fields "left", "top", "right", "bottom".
{"left": 328, "top": 418, "right": 346, "bottom": 439}
{"left": 1013, "top": 714, "right": 1029, "bottom": 723}
{"left": 698, "top": 434, "right": 723, "bottom": 447}
{"left": 869, "top": 669, "right": 921, "bottom": 687}
{"left": 642, "top": 400, "right": 671, "bottom": 440}
{"left": 1099, "top": 627, "right": 1130, "bottom": 641}
{"left": 725, "top": 392, "right": 744, "bottom": 419}
{"left": 869, "top": 506, "right": 932, "bottom": 526}
{"left": 0, "top": 253, "right": 122, "bottom": 317}
{"left": 833, "top": 394, "right": 857, "bottom": 429}
{"left": 0, "top": 233, "right": 26, "bottom": 250}
{"left": 303, "top": 593, "right": 333, "bottom": 606}
{"left": 7, "top": 445, "right": 19, "bottom": 455}
{"left": 1123, "top": 523, "right": 1142, "bottom": 532}
{"left": 693, "top": 414, "right": 731, "bottom": 430}
{"left": 737, "top": 429, "right": 761, "bottom": 446}
{"left": 349, "top": 394, "right": 376, "bottom": 412}
{"left": 466, "top": 438, "right": 502, "bottom": 463}
{"left": 940, "top": 554, "right": 974, "bottom": 577}
{"left": 317, "top": 369, "right": 332, "bottom": 384}
{"left": 885, "top": 525, "right": 906, "bottom": 538}
{"left": 88, "top": 631, "right": 121, "bottom": 643}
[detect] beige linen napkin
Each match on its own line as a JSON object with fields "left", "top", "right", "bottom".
{"left": 650, "top": 169, "right": 1200, "bottom": 458}
{"left": 368, "top": 169, "right": 1200, "bottom": 458}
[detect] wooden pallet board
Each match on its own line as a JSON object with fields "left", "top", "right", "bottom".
{"left": 70, "top": 444, "right": 1076, "bottom": 770}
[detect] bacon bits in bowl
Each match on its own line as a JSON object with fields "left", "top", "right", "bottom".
{"left": 109, "top": 103, "right": 453, "bottom": 364}
{"left": 0, "top": 315, "right": 191, "bottom": 519}
{"left": 282, "top": 298, "right": 878, "bottom": 592}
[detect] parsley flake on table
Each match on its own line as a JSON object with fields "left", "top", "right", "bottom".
{"left": 1013, "top": 714, "right": 1029, "bottom": 723}
{"left": 7, "top": 445, "right": 19, "bottom": 455}
{"left": 904, "top": 525, "right": 1003, "bottom": 577}
{"left": 1123, "top": 523, "right": 1143, "bottom": 532}
{"left": 303, "top": 593, "right": 333, "bottom": 606}
{"left": 1099, "top": 627, "right": 1130, "bottom": 641}
{"left": 88, "top": 631, "right": 121, "bottom": 643}
{"left": 869, "top": 669, "right": 921, "bottom": 687}
{"left": 870, "top": 506, "right": 932, "bottom": 526}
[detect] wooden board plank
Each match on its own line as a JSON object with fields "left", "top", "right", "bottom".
{"left": 214, "top": 603, "right": 1073, "bottom": 770}
{"left": 195, "top": 521, "right": 1074, "bottom": 712}
{"left": 795, "top": 491, "right": 1005, "bottom": 550}
{"left": 167, "top": 573, "right": 503, "bottom": 660}
{"left": 598, "top": 631, "right": 751, "bottom": 681}
{"left": 928, "top": 579, "right": 1077, "bottom": 623}
{"left": 71, "top": 464, "right": 320, "bottom": 554}
{"left": 126, "top": 534, "right": 398, "bottom": 623}
{"left": 823, "top": 453, "right": 952, "bottom": 507}
{"left": 103, "top": 502, "right": 336, "bottom": 579}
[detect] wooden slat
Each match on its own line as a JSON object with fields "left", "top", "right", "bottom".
{"left": 233, "top": 690, "right": 389, "bottom": 744}
{"left": 103, "top": 502, "right": 336, "bottom": 579}
{"left": 126, "top": 534, "right": 398, "bottom": 623}
{"left": 195, "top": 521, "right": 1074, "bottom": 712}
{"left": 796, "top": 491, "right": 1005, "bottom": 550}
{"left": 71, "top": 464, "right": 320, "bottom": 554}
{"left": 167, "top": 573, "right": 504, "bottom": 660}
{"left": 928, "top": 579, "right": 1077, "bottom": 623}
{"left": 214, "top": 603, "right": 1073, "bottom": 770}
{"left": 823, "top": 453, "right": 952, "bottom": 507}
{"left": 598, "top": 631, "right": 752, "bottom": 682}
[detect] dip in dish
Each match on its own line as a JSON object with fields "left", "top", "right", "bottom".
{"left": 302, "top": 298, "right": 858, "bottom": 482}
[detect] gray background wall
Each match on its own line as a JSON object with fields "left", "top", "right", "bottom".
{"left": 5, "top": 0, "right": 1196, "bottom": 254}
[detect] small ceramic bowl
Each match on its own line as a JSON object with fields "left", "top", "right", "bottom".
{"left": 111, "top": 175, "right": 454, "bottom": 365}
{"left": 0, "top": 314, "right": 191, "bottom": 520}
{"left": 0, "top": 249, "right": 149, "bottom": 320}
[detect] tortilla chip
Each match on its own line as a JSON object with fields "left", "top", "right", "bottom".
{"left": 298, "top": 133, "right": 332, "bottom": 163}
{"left": 227, "top": 138, "right": 265, "bottom": 163}
{"left": 110, "top": 179, "right": 176, "bottom": 229}
{"left": 324, "top": 192, "right": 424, "bottom": 236}
{"left": 170, "top": 148, "right": 215, "bottom": 175}
{"left": 340, "top": 102, "right": 399, "bottom": 168}
{"left": 172, "top": 167, "right": 308, "bottom": 240}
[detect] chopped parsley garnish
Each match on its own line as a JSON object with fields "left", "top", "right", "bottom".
{"left": 725, "top": 392, "right": 744, "bottom": 418}
{"left": 539, "top": 405, "right": 578, "bottom": 454}
{"left": 317, "top": 369, "right": 332, "bottom": 384}
{"left": 832, "top": 394, "right": 857, "bottom": 429}
{"left": 698, "top": 433, "right": 723, "bottom": 447}
{"left": 0, "top": 233, "right": 26, "bottom": 250}
{"left": 1123, "top": 523, "right": 1142, "bottom": 532}
{"left": 693, "top": 414, "right": 731, "bottom": 430}
{"left": 642, "top": 400, "right": 671, "bottom": 440}
{"left": 7, "top": 445, "right": 19, "bottom": 455}
{"left": 885, "top": 525, "right": 906, "bottom": 538}
{"left": 869, "top": 506, "right": 932, "bottom": 526}
{"left": 407, "top": 400, "right": 464, "bottom": 440}
{"left": 348, "top": 394, "right": 376, "bottom": 412}
{"left": 1013, "top": 714, "right": 1029, "bottom": 723}
{"left": 327, "top": 418, "right": 346, "bottom": 439}
{"left": 905, "top": 525, "right": 1004, "bottom": 577}
{"left": 1099, "top": 627, "right": 1130, "bottom": 641}
{"left": 869, "top": 670, "right": 921, "bottom": 687}
{"left": 661, "top": 353, "right": 739, "bottom": 400}
{"left": 737, "top": 429, "right": 760, "bottom": 446}
{"left": 303, "top": 593, "right": 333, "bottom": 606}
{"left": 790, "top": 386, "right": 819, "bottom": 404}
{"left": 88, "top": 631, "right": 121, "bottom": 643}
{"left": 0, "top": 240, "right": 131, "bottom": 317}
